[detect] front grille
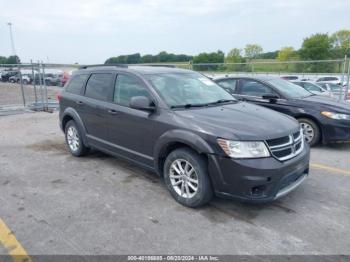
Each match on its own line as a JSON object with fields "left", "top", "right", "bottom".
{"left": 266, "top": 129, "right": 304, "bottom": 161}
{"left": 266, "top": 136, "right": 290, "bottom": 147}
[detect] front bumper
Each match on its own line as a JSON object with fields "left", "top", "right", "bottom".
{"left": 321, "top": 119, "right": 350, "bottom": 143}
{"left": 207, "top": 145, "right": 310, "bottom": 203}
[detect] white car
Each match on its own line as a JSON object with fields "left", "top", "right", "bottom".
{"left": 315, "top": 76, "right": 342, "bottom": 85}
{"left": 293, "top": 81, "right": 334, "bottom": 98}
{"left": 8, "top": 73, "right": 32, "bottom": 85}
{"left": 317, "top": 82, "right": 350, "bottom": 101}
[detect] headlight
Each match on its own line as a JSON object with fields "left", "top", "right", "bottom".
{"left": 217, "top": 139, "right": 270, "bottom": 158}
{"left": 321, "top": 111, "right": 350, "bottom": 120}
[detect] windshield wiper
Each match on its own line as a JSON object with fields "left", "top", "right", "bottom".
{"left": 170, "top": 103, "right": 209, "bottom": 109}
{"left": 207, "top": 99, "right": 237, "bottom": 105}
{"left": 170, "top": 99, "right": 237, "bottom": 109}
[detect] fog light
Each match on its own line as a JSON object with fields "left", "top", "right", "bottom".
{"left": 251, "top": 185, "right": 266, "bottom": 196}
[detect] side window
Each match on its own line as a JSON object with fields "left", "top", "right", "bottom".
{"left": 114, "top": 74, "right": 150, "bottom": 107}
{"left": 65, "top": 74, "right": 88, "bottom": 94}
{"left": 216, "top": 79, "right": 237, "bottom": 93}
{"left": 239, "top": 80, "right": 276, "bottom": 97}
{"left": 85, "top": 73, "right": 114, "bottom": 101}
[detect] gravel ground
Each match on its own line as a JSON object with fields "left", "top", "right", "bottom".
{"left": 0, "top": 112, "right": 349, "bottom": 256}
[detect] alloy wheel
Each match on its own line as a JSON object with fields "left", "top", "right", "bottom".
{"left": 169, "top": 159, "right": 199, "bottom": 199}
{"left": 67, "top": 126, "right": 80, "bottom": 152}
{"left": 300, "top": 122, "right": 314, "bottom": 143}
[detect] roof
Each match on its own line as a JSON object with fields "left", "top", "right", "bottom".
{"left": 74, "top": 65, "right": 192, "bottom": 75}
{"left": 214, "top": 75, "right": 278, "bottom": 82}
{"left": 128, "top": 65, "right": 191, "bottom": 74}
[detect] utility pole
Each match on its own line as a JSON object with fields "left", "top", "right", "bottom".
{"left": 7, "top": 22, "right": 17, "bottom": 59}
{"left": 339, "top": 55, "right": 347, "bottom": 101}
{"left": 7, "top": 22, "right": 25, "bottom": 106}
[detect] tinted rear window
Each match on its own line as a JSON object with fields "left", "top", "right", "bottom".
{"left": 85, "top": 73, "right": 114, "bottom": 101}
{"left": 65, "top": 74, "right": 88, "bottom": 94}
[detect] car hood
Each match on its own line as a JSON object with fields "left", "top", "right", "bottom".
{"left": 295, "top": 95, "right": 350, "bottom": 113}
{"left": 174, "top": 102, "right": 300, "bottom": 140}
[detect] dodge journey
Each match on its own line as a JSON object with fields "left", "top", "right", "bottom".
{"left": 59, "top": 66, "right": 310, "bottom": 207}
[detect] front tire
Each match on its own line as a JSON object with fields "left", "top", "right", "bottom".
{"left": 64, "top": 120, "right": 89, "bottom": 156}
{"left": 298, "top": 118, "right": 320, "bottom": 146}
{"left": 163, "top": 148, "right": 213, "bottom": 208}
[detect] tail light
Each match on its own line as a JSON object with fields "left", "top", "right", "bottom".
{"left": 57, "top": 92, "right": 62, "bottom": 102}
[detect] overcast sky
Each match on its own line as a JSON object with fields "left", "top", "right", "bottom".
{"left": 0, "top": 0, "right": 349, "bottom": 64}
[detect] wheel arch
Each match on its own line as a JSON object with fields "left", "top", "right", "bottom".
{"left": 154, "top": 130, "right": 215, "bottom": 177}
{"left": 61, "top": 108, "right": 89, "bottom": 146}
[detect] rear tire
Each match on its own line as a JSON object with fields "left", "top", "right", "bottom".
{"left": 298, "top": 118, "right": 320, "bottom": 146}
{"left": 163, "top": 148, "right": 213, "bottom": 208}
{"left": 64, "top": 120, "right": 89, "bottom": 156}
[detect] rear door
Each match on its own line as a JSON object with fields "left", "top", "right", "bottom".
{"left": 79, "top": 72, "right": 116, "bottom": 142}
{"left": 61, "top": 73, "right": 89, "bottom": 118}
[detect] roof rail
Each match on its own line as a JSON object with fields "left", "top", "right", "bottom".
{"left": 141, "top": 64, "right": 176, "bottom": 68}
{"left": 78, "top": 64, "right": 128, "bottom": 69}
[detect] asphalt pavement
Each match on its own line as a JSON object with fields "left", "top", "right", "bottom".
{"left": 0, "top": 112, "right": 349, "bottom": 256}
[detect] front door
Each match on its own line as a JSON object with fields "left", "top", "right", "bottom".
{"left": 104, "top": 73, "right": 156, "bottom": 168}
{"left": 236, "top": 79, "right": 292, "bottom": 115}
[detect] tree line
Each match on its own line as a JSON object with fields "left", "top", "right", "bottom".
{"left": 0, "top": 55, "right": 20, "bottom": 64}
{"left": 105, "top": 29, "right": 350, "bottom": 73}
{"left": 105, "top": 52, "right": 193, "bottom": 64}
{"left": 2, "top": 29, "right": 349, "bottom": 73}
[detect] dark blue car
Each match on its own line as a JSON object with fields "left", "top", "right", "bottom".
{"left": 215, "top": 76, "right": 350, "bottom": 146}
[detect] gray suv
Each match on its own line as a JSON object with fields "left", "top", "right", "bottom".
{"left": 59, "top": 65, "right": 310, "bottom": 207}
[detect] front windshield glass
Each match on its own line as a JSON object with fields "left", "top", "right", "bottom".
{"left": 146, "top": 73, "right": 235, "bottom": 107}
{"left": 268, "top": 78, "right": 312, "bottom": 98}
{"left": 304, "top": 82, "right": 323, "bottom": 92}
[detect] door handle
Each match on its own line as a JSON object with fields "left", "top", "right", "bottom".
{"left": 76, "top": 100, "right": 84, "bottom": 105}
{"left": 108, "top": 109, "right": 118, "bottom": 115}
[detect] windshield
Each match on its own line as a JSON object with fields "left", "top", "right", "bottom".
{"left": 303, "top": 82, "right": 324, "bottom": 92}
{"left": 146, "top": 73, "right": 235, "bottom": 107}
{"left": 267, "top": 78, "right": 312, "bottom": 98}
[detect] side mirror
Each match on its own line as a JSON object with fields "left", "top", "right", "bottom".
{"left": 129, "top": 96, "right": 155, "bottom": 112}
{"left": 262, "top": 94, "right": 279, "bottom": 103}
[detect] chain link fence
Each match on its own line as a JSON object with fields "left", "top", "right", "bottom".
{"left": 0, "top": 62, "right": 77, "bottom": 114}
{"left": 1, "top": 58, "right": 349, "bottom": 114}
